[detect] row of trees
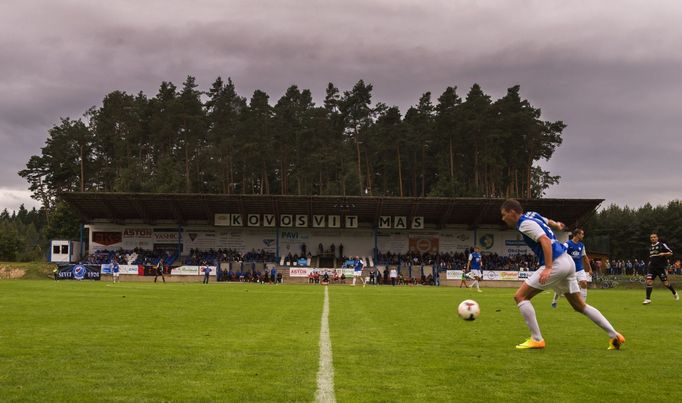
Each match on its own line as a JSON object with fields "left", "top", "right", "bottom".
{"left": 584, "top": 201, "right": 682, "bottom": 261}
{"left": 0, "top": 206, "right": 46, "bottom": 261}
{"left": 13, "top": 75, "right": 681, "bottom": 263}
{"left": 0, "top": 204, "right": 79, "bottom": 261}
{"left": 19, "top": 77, "right": 565, "bottom": 215}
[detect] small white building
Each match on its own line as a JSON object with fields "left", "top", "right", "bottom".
{"left": 49, "top": 240, "right": 81, "bottom": 263}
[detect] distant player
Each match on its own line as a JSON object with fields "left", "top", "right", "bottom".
{"left": 154, "top": 260, "right": 166, "bottom": 283}
{"left": 112, "top": 259, "right": 120, "bottom": 283}
{"left": 202, "top": 261, "right": 211, "bottom": 284}
{"left": 465, "top": 246, "right": 483, "bottom": 292}
{"left": 643, "top": 232, "right": 678, "bottom": 304}
{"left": 551, "top": 228, "right": 591, "bottom": 307}
{"left": 459, "top": 269, "right": 469, "bottom": 288}
{"left": 352, "top": 256, "right": 366, "bottom": 287}
{"left": 501, "top": 199, "right": 624, "bottom": 350}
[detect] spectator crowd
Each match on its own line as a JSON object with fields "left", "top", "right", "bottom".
{"left": 376, "top": 250, "right": 538, "bottom": 271}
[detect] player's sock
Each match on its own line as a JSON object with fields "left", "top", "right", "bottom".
{"left": 552, "top": 292, "right": 559, "bottom": 304}
{"left": 517, "top": 300, "right": 543, "bottom": 341}
{"left": 581, "top": 304, "right": 618, "bottom": 338}
{"left": 352, "top": 277, "right": 356, "bottom": 286}
{"left": 581, "top": 288, "right": 587, "bottom": 301}
{"left": 475, "top": 281, "right": 480, "bottom": 291}
{"left": 666, "top": 285, "right": 677, "bottom": 294}
{"left": 646, "top": 286, "right": 653, "bottom": 299}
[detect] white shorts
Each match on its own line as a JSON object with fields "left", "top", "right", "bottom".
{"left": 525, "top": 253, "right": 580, "bottom": 294}
{"left": 113, "top": 272, "right": 120, "bottom": 277}
{"left": 354, "top": 271, "right": 363, "bottom": 277}
{"left": 576, "top": 270, "right": 587, "bottom": 283}
{"left": 469, "top": 270, "right": 482, "bottom": 278}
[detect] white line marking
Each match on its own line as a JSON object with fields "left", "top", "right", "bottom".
{"left": 315, "top": 286, "right": 336, "bottom": 403}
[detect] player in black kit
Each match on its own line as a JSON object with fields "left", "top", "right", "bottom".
{"left": 643, "top": 232, "right": 679, "bottom": 305}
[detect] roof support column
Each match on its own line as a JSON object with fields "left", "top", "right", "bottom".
{"left": 275, "top": 225, "right": 280, "bottom": 262}
{"left": 373, "top": 226, "right": 378, "bottom": 263}
{"left": 177, "top": 224, "right": 183, "bottom": 260}
{"left": 79, "top": 223, "right": 85, "bottom": 261}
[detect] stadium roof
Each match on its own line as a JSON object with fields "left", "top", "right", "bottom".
{"left": 61, "top": 192, "right": 603, "bottom": 229}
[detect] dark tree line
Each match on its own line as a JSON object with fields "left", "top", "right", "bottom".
{"left": 0, "top": 204, "right": 79, "bottom": 261}
{"left": 20, "top": 77, "right": 565, "bottom": 215}
{"left": 12, "top": 76, "right": 569, "bottom": 262}
{"left": 12, "top": 73, "right": 681, "bottom": 264}
{"left": 584, "top": 201, "right": 682, "bottom": 261}
{"left": 0, "top": 206, "right": 44, "bottom": 261}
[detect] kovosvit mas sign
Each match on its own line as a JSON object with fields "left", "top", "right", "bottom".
{"left": 214, "top": 214, "right": 424, "bottom": 229}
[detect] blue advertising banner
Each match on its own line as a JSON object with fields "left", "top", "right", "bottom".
{"left": 57, "top": 264, "right": 101, "bottom": 280}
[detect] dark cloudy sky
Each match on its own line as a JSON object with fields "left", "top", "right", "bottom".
{"left": 2, "top": 0, "right": 681, "bottom": 212}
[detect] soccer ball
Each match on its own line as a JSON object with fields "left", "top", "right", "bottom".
{"left": 458, "top": 299, "right": 480, "bottom": 321}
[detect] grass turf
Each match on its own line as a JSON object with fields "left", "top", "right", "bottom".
{"left": 1, "top": 280, "right": 681, "bottom": 402}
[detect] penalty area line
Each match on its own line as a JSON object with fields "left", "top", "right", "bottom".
{"left": 315, "top": 285, "right": 336, "bottom": 403}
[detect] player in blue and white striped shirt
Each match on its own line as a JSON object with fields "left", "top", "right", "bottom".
{"left": 501, "top": 199, "right": 624, "bottom": 350}
{"left": 465, "top": 246, "right": 483, "bottom": 292}
{"left": 352, "top": 256, "right": 366, "bottom": 287}
{"left": 551, "top": 228, "right": 592, "bottom": 307}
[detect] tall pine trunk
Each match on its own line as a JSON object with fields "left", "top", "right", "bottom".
{"left": 222, "top": 152, "right": 228, "bottom": 194}
{"left": 396, "top": 143, "right": 403, "bottom": 197}
{"left": 79, "top": 144, "right": 85, "bottom": 192}
{"left": 280, "top": 157, "right": 288, "bottom": 195}
{"left": 526, "top": 161, "right": 532, "bottom": 198}
{"left": 185, "top": 146, "right": 191, "bottom": 193}
{"left": 421, "top": 144, "right": 426, "bottom": 197}
{"left": 365, "top": 150, "right": 372, "bottom": 196}
{"left": 354, "top": 131, "right": 363, "bottom": 194}
{"left": 263, "top": 159, "right": 270, "bottom": 194}
{"left": 473, "top": 144, "right": 479, "bottom": 193}
{"left": 449, "top": 137, "right": 455, "bottom": 179}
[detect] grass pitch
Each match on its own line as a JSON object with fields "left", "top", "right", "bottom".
{"left": 1, "top": 280, "right": 681, "bottom": 402}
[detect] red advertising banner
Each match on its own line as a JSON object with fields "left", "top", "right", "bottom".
{"left": 92, "top": 231, "right": 122, "bottom": 246}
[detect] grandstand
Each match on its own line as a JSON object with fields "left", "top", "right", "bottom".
{"left": 61, "top": 192, "right": 602, "bottom": 284}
